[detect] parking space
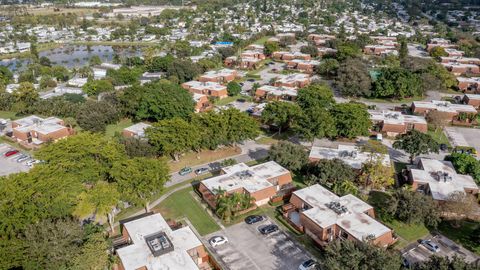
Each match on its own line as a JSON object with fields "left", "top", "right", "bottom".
{"left": 0, "top": 143, "right": 32, "bottom": 176}
{"left": 448, "top": 127, "right": 480, "bottom": 155}
{"left": 204, "top": 217, "right": 311, "bottom": 270}
{"left": 402, "top": 234, "right": 479, "bottom": 267}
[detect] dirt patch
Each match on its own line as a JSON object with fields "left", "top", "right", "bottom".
{"left": 168, "top": 146, "right": 242, "bottom": 172}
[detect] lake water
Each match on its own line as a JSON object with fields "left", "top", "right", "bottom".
{"left": 0, "top": 45, "right": 143, "bottom": 71}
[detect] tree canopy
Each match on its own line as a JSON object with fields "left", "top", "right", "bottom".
{"left": 393, "top": 130, "right": 439, "bottom": 163}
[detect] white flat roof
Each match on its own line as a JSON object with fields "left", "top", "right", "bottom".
{"left": 257, "top": 85, "right": 297, "bottom": 96}
{"left": 413, "top": 100, "right": 477, "bottom": 113}
{"left": 411, "top": 158, "right": 478, "bottom": 201}
{"left": 294, "top": 184, "right": 392, "bottom": 241}
{"left": 117, "top": 213, "right": 202, "bottom": 270}
{"left": 464, "top": 93, "right": 480, "bottom": 100}
{"left": 14, "top": 115, "right": 65, "bottom": 134}
{"left": 184, "top": 81, "right": 226, "bottom": 92}
{"left": 201, "top": 68, "right": 236, "bottom": 79}
{"left": 369, "top": 110, "right": 427, "bottom": 125}
{"left": 457, "top": 77, "right": 480, "bottom": 83}
{"left": 276, "top": 73, "right": 310, "bottom": 84}
{"left": 201, "top": 161, "right": 290, "bottom": 193}
{"left": 124, "top": 123, "right": 151, "bottom": 137}
{"left": 309, "top": 144, "right": 391, "bottom": 169}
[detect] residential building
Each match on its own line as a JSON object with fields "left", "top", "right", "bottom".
{"left": 122, "top": 123, "right": 152, "bottom": 138}
{"left": 67, "top": 77, "right": 88, "bottom": 88}
{"left": 307, "top": 34, "right": 335, "bottom": 46}
{"left": 457, "top": 77, "right": 480, "bottom": 93}
{"left": 283, "top": 184, "right": 396, "bottom": 247}
{"left": 272, "top": 51, "right": 311, "bottom": 61}
{"left": 286, "top": 59, "right": 320, "bottom": 73}
{"left": 411, "top": 100, "right": 477, "bottom": 120}
{"left": 444, "top": 48, "right": 464, "bottom": 57}
{"left": 463, "top": 94, "right": 480, "bottom": 109}
{"left": 363, "top": 45, "right": 397, "bottom": 56}
{"left": 441, "top": 63, "right": 480, "bottom": 76}
{"left": 193, "top": 93, "right": 211, "bottom": 112}
{"left": 182, "top": 81, "right": 228, "bottom": 99}
{"left": 369, "top": 110, "right": 428, "bottom": 136}
{"left": 198, "top": 161, "right": 293, "bottom": 209}
{"left": 408, "top": 158, "right": 479, "bottom": 201}
{"left": 198, "top": 69, "right": 237, "bottom": 84}
{"left": 427, "top": 38, "right": 457, "bottom": 51}
{"left": 255, "top": 85, "right": 297, "bottom": 101}
{"left": 309, "top": 144, "right": 391, "bottom": 169}
{"left": 116, "top": 213, "right": 211, "bottom": 270}
{"left": 240, "top": 50, "right": 266, "bottom": 60}
{"left": 317, "top": 47, "right": 337, "bottom": 57}
{"left": 240, "top": 57, "right": 262, "bottom": 70}
{"left": 11, "top": 115, "right": 71, "bottom": 144}
{"left": 440, "top": 57, "right": 480, "bottom": 65}
{"left": 274, "top": 73, "right": 311, "bottom": 88}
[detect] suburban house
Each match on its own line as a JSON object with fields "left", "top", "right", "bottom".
{"left": 462, "top": 94, "right": 480, "bottom": 109}
{"left": 369, "top": 110, "right": 428, "bottom": 136}
{"left": 240, "top": 57, "right": 262, "bottom": 70}
{"left": 240, "top": 50, "right": 266, "bottom": 60}
{"left": 182, "top": 81, "right": 228, "bottom": 99}
{"left": 198, "top": 69, "right": 237, "bottom": 84}
{"left": 122, "top": 123, "right": 152, "bottom": 138}
{"left": 11, "top": 115, "right": 71, "bottom": 144}
{"left": 115, "top": 213, "right": 212, "bottom": 270}
{"left": 193, "top": 93, "right": 211, "bottom": 112}
{"left": 282, "top": 184, "right": 396, "bottom": 247}
{"left": 309, "top": 144, "right": 391, "bottom": 169}
{"left": 441, "top": 62, "right": 480, "bottom": 76}
{"left": 272, "top": 51, "right": 311, "bottom": 61}
{"left": 426, "top": 38, "right": 457, "bottom": 51}
{"left": 411, "top": 100, "right": 477, "bottom": 120}
{"left": 307, "top": 34, "right": 335, "bottom": 46}
{"left": 198, "top": 161, "right": 293, "bottom": 209}
{"left": 440, "top": 57, "right": 480, "bottom": 65}
{"left": 363, "top": 45, "right": 397, "bottom": 56}
{"left": 457, "top": 77, "right": 480, "bottom": 93}
{"left": 255, "top": 85, "right": 297, "bottom": 101}
{"left": 274, "top": 73, "right": 311, "bottom": 88}
{"left": 286, "top": 59, "right": 320, "bottom": 73}
{"left": 317, "top": 47, "right": 337, "bottom": 57}
{"left": 444, "top": 48, "right": 464, "bottom": 57}
{"left": 408, "top": 158, "right": 479, "bottom": 201}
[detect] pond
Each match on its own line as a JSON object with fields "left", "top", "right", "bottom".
{"left": 0, "top": 45, "right": 143, "bottom": 71}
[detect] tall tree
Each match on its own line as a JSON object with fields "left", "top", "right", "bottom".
{"left": 262, "top": 101, "right": 301, "bottom": 134}
{"left": 335, "top": 58, "right": 372, "bottom": 97}
{"left": 221, "top": 108, "right": 260, "bottom": 146}
{"left": 297, "top": 83, "right": 335, "bottom": 109}
{"left": 393, "top": 130, "right": 439, "bottom": 163}
{"left": 332, "top": 103, "right": 371, "bottom": 139}
{"left": 268, "top": 141, "right": 308, "bottom": 171}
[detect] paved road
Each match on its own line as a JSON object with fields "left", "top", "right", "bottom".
{"left": 167, "top": 140, "right": 270, "bottom": 187}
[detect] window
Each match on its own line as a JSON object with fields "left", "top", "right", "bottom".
{"left": 340, "top": 231, "right": 349, "bottom": 239}
{"left": 326, "top": 228, "right": 332, "bottom": 234}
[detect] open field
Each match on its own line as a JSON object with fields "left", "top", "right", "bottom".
{"left": 0, "top": 111, "right": 18, "bottom": 120}
{"left": 25, "top": 7, "right": 98, "bottom": 16}
{"left": 154, "top": 187, "right": 220, "bottom": 236}
{"left": 105, "top": 118, "right": 133, "bottom": 137}
{"left": 168, "top": 146, "right": 241, "bottom": 172}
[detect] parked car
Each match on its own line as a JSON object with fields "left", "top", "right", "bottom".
{"left": 421, "top": 240, "right": 440, "bottom": 253}
{"left": 237, "top": 98, "right": 246, "bottom": 103}
{"left": 299, "top": 259, "right": 318, "bottom": 270}
{"left": 440, "top": 144, "right": 448, "bottom": 151}
{"left": 259, "top": 224, "right": 278, "bottom": 235}
{"left": 247, "top": 79, "right": 255, "bottom": 82}
{"left": 194, "top": 167, "right": 209, "bottom": 175}
{"left": 4, "top": 150, "right": 19, "bottom": 157}
{"left": 15, "top": 154, "right": 27, "bottom": 161}
{"left": 245, "top": 215, "right": 264, "bottom": 224}
{"left": 17, "top": 155, "right": 30, "bottom": 163}
{"left": 179, "top": 167, "right": 193, "bottom": 176}
{"left": 209, "top": 236, "right": 228, "bottom": 247}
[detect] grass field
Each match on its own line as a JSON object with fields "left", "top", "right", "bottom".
{"left": 25, "top": 7, "right": 98, "bottom": 16}
{"left": 214, "top": 95, "right": 252, "bottom": 106}
{"left": 438, "top": 220, "right": 480, "bottom": 255}
{"left": 154, "top": 187, "right": 220, "bottom": 236}
{"left": 168, "top": 146, "right": 241, "bottom": 172}
{"left": 427, "top": 127, "right": 450, "bottom": 146}
{"left": 0, "top": 111, "right": 17, "bottom": 120}
{"left": 105, "top": 118, "right": 132, "bottom": 137}
{"left": 253, "top": 36, "right": 272, "bottom": 45}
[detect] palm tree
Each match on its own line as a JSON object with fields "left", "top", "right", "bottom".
{"left": 216, "top": 196, "right": 234, "bottom": 222}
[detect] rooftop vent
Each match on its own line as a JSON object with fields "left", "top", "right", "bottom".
{"left": 433, "top": 171, "right": 453, "bottom": 182}
{"left": 339, "top": 150, "right": 357, "bottom": 159}
{"left": 145, "top": 231, "right": 174, "bottom": 257}
{"left": 236, "top": 170, "right": 254, "bottom": 180}
{"left": 326, "top": 201, "right": 348, "bottom": 215}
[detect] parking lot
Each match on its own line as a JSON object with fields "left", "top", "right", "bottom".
{"left": 402, "top": 234, "right": 480, "bottom": 267}
{"left": 451, "top": 127, "right": 480, "bottom": 156}
{"left": 204, "top": 217, "right": 311, "bottom": 270}
{"left": 0, "top": 143, "right": 31, "bottom": 176}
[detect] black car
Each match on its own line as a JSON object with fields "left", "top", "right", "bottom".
{"left": 245, "top": 215, "right": 264, "bottom": 224}
{"left": 259, "top": 224, "right": 278, "bottom": 235}
{"left": 440, "top": 143, "right": 448, "bottom": 151}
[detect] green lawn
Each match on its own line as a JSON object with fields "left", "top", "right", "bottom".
{"left": 214, "top": 95, "right": 252, "bottom": 106}
{"left": 427, "top": 128, "right": 450, "bottom": 146}
{"left": 0, "top": 111, "right": 17, "bottom": 120}
{"left": 105, "top": 118, "right": 132, "bottom": 137}
{"left": 253, "top": 36, "right": 271, "bottom": 45}
{"left": 154, "top": 187, "right": 220, "bottom": 236}
{"left": 437, "top": 220, "right": 480, "bottom": 255}
{"left": 385, "top": 219, "right": 430, "bottom": 243}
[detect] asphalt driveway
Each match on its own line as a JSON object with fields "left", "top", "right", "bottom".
{"left": 203, "top": 216, "right": 311, "bottom": 270}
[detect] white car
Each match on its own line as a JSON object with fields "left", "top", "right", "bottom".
{"left": 209, "top": 236, "right": 228, "bottom": 247}
{"left": 299, "top": 259, "right": 318, "bottom": 270}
